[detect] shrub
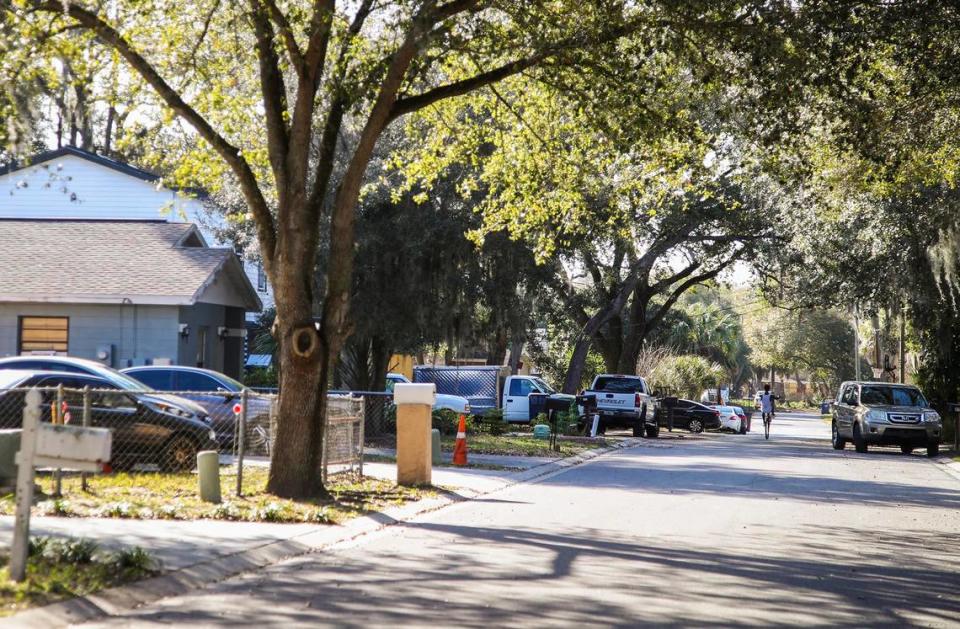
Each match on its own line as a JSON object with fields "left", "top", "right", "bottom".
{"left": 41, "top": 538, "right": 99, "bottom": 564}
{"left": 113, "top": 547, "right": 157, "bottom": 573}
{"left": 432, "top": 408, "right": 471, "bottom": 435}
{"left": 480, "top": 408, "right": 506, "bottom": 436}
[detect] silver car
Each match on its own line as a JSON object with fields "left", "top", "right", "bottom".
{"left": 831, "top": 381, "right": 942, "bottom": 456}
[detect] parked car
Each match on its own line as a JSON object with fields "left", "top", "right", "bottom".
{"left": 385, "top": 373, "right": 470, "bottom": 415}
{"left": 831, "top": 381, "right": 942, "bottom": 457}
{"left": 731, "top": 405, "right": 751, "bottom": 433}
{"left": 709, "top": 405, "right": 745, "bottom": 433}
{"left": 122, "top": 365, "right": 272, "bottom": 452}
{"left": 0, "top": 356, "right": 210, "bottom": 423}
{"left": 654, "top": 399, "right": 722, "bottom": 433}
{"left": 584, "top": 374, "right": 657, "bottom": 437}
{"left": 0, "top": 369, "right": 217, "bottom": 471}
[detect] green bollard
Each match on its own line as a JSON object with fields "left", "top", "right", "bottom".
{"left": 431, "top": 429, "right": 442, "bottom": 466}
{"left": 197, "top": 451, "right": 221, "bottom": 504}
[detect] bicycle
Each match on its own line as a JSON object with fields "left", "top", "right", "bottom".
{"left": 762, "top": 412, "right": 773, "bottom": 440}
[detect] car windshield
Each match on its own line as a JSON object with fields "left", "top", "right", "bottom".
{"left": 593, "top": 377, "right": 643, "bottom": 393}
{"left": 533, "top": 377, "right": 556, "bottom": 394}
{"left": 216, "top": 373, "right": 245, "bottom": 391}
{"left": 859, "top": 385, "right": 927, "bottom": 407}
{"left": 95, "top": 367, "right": 156, "bottom": 392}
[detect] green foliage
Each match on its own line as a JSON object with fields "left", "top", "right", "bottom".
{"left": 650, "top": 355, "right": 725, "bottom": 400}
{"left": 477, "top": 408, "right": 507, "bottom": 436}
{"left": 431, "top": 408, "right": 471, "bottom": 437}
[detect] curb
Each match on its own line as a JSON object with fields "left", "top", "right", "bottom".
{"left": 931, "top": 451, "right": 960, "bottom": 484}
{"left": 4, "top": 437, "right": 643, "bottom": 628}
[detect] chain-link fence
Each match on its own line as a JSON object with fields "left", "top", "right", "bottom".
{"left": 0, "top": 385, "right": 367, "bottom": 498}
{"left": 331, "top": 391, "right": 394, "bottom": 447}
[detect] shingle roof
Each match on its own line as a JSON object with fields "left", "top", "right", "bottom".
{"left": 0, "top": 220, "right": 260, "bottom": 309}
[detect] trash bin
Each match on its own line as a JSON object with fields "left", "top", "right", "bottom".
{"left": 820, "top": 400, "right": 831, "bottom": 415}
{"left": 528, "top": 392, "right": 548, "bottom": 422}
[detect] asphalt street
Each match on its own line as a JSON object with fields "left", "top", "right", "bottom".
{"left": 78, "top": 412, "right": 960, "bottom": 627}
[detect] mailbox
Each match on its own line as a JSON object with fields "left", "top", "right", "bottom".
{"left": 393, "top": 383, "right": 436, "bottom": 406}
{"left": 31, "top": 424, "right": 111, "bottom": 472}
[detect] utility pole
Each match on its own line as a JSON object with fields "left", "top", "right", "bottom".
{"left": 899, "top": 304, "right": 906, "bottom": 384}
{"left": 853, "top": 306, "right": 861, "bottom": 381}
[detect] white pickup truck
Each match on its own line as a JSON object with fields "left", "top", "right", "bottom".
{"left": 584, "top": 374, "right": 657, "bottom": 437}
{"left": 502, "top": 375, "right": 573, "bottom": 422}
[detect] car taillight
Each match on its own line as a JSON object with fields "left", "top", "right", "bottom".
{"left": 714, "top": 411, "right": 720, "bottom": 417}
{"left": 635, "top": 393, "right": 641, "bottom": 407}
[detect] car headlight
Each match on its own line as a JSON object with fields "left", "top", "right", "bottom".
{"left": 149, "top": 401, "right": 194, "bottom": 420}
{"left": 865, "top": 410, "right": 887, "bottom": 423}
{"left": 924, "top": 411, "right": 941, "bottom": 423}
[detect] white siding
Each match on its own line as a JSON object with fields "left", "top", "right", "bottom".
{"left": 0, "top": 154, "right": 203, "bottom": 221}
{"left": 0, "top": 153, "right": 273, "bottom": 317}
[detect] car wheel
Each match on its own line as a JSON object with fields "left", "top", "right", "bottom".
{"left": 900, "top": 444, "right": 914, "bottom": 455}
{"left": 831, "top": 422, "right": 846, "bottom": 450}
{"left": 160, "top": 435, "right": 199, "bottom": 473}
{"left": 689, "top": 418, "right": 704, "bottom": 433}
{"left": 927, "top": 441, "right": 940, "bottom": 458}
{"left": 644, "top": 423, "right": 659, "bottom": 438}
{"left": 852, "top": 423, "right": 868, "bottom": 453}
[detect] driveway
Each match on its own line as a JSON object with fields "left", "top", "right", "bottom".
{"left": 78, "top": 412, "right": 960, "bottom": 627}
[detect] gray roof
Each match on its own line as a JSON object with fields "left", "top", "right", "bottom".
{"left": 0, "top": 219, "right": 261, "bottom": 310}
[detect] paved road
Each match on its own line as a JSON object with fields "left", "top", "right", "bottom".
{"left": 79, "top": 412, "right": 960, "bottom": 627}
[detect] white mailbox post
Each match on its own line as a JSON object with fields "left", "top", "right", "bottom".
{"left": 10, "top": 389, "right": 112, "bottom": 582}
{"left": 393, "top": 383, "right": 436, "bottom": 486}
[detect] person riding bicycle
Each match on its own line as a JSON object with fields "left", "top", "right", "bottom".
{"left": 759, "top": 385, "right": 777, "bottom": 423}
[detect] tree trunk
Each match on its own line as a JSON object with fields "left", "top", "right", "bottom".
{"left": 508, "top": 339, "right": 524, "bottom": 375}
{"left": 267, "top": 307, "right": 327, "bottom": 499}
{"left": 563, "top": 334, "right": 594, "bottom": 394}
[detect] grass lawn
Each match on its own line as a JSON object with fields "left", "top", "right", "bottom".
{"left": 0, "top": 537, "right": 156, "bottom": 617}
{"left": 440, "top": 433, "right": 610, "bottom": 457}
{"left": 0, "top": 468, "right": 428, "bottom": 524}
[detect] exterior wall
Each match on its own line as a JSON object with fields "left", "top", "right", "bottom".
{"left": 0, "top": 154, "right": 200, "bottom": 221}
{"left": 0, "top": 302, "right": 179, "bottom": 368}
{"left": 177, "top": 304, "right": 246, "bottom": 378}
{"left": 0, "top": 153, "right": 272, "bottom": 319}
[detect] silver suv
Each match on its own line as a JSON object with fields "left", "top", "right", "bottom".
{"left": 831, "top": 381, "right": 942, "bottom": 457}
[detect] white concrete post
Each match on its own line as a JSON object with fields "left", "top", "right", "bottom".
{"left": 10, "top": 389, "right": 41, "bottom": 582}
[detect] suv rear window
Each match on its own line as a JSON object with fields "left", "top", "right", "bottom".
{"left": 859, "top": 385, "right": 927, "bottom": 407}
{"left": 593, "top": 377, "right": 644, "bottom": 393}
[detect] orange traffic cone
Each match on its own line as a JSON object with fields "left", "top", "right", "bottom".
{"left": 453, "top": 414, "right": 468, "bottom": 466}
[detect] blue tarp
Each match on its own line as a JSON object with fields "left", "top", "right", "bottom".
{"left": 246, "top": 354, "right": 273, "bottom": 368}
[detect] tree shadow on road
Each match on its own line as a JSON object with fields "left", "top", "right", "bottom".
{"left": 99, "top": 520, "right": 960, "bottom": 628}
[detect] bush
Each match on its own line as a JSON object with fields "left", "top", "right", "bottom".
{"left": 432, "top": 408, "right": 472, "bottom": 435}
{"left": 478, "top": 408, "right": 507, "bottom": 435}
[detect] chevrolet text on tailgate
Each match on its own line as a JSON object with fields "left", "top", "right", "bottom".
{"left": 584, "top": 374, "right": 658, "bottom": 438}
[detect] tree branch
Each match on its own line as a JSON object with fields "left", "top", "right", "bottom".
{"left": 25, "top": 0, "right": 277, "bottom": 263}
{"left": 262, "top": 0, "right": 305, "bottom": 73}
{"left": 248, "top": 0, "right": 291, "bottom": 196}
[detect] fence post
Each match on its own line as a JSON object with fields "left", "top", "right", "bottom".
{"left": 11, "top": 389, "right": 41, "bottom": 582}
{"left": 81, "top": 386, "right": 91, "bottom": 492}
{"left": 54, "top": 384, "right": 63, "bottom": 497}
{"left": 236, "top": 389, "right": 247, "bottom": 497}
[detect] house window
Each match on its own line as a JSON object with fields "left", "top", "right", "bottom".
{"left": 18, "top": 316, "right": 69, "bottom": 354}
{"left": 257, "top": 261, "right": 267, "bottom": 293}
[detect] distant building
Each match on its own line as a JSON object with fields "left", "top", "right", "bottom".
{"left": 0, "top": 146, "right": 274, "bottom": 318}
{"left": 0, "top": 220, "right": 260, "bottom": 377}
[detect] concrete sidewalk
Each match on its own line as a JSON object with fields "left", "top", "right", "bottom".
{"left": 2, "top": 437, "right": 642, "bottom": 627}
{"left": 0, "top": 461, "right": 529, "bottom": 574}
{"left": 365, "top": 447, "right": 556, "bottom": 470}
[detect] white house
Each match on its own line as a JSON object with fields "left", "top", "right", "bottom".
{"left": 0, "top": 146, "right": 274, "bottom": 318}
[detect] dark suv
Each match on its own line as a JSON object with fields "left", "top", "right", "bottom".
{"left": 831, "top": 381, "right": 942, "bottom": 456}
{"left": 0, "top": 369, "right": 217, "bottom": 471}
